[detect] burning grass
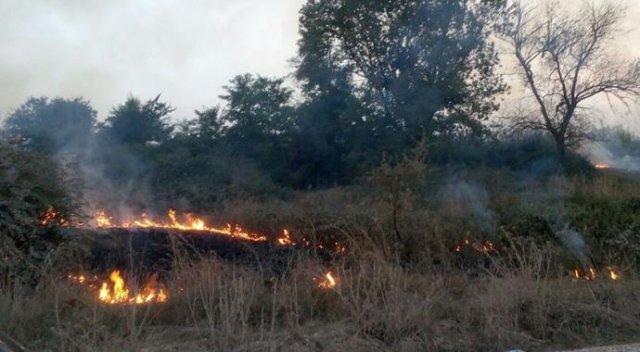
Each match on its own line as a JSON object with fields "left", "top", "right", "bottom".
{"left": 2, "top": 254, "right": 640, "bottom": 352}
{"left": 4, "top": 172, "right": 640, "bottom": 351}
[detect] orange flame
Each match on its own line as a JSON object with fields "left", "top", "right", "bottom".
{"left": 277, "top": 229, "right": 295, "bottom": 246}
{"left": 594, "top": 163, "right": 609, "bottom": 169}
{"left": 67, "top": 274, "right": 87, "bottom": 284}
{"left": 454, "top": 239, "right": 497, "bottom": 254}
{"left": 100, "top": 209, "right": 268, "bottom": 242}
{"left": 571, "top": 266, "right": 621, "bottom": 281}
{"left": 316, "top": 272, "right": 337, "bottom": 289}
{"left": 94, "top": 211, "right": 114, "bottom": 228}
{"left": 40, "top": 206, "right": 69, "bottom": 226}
{"left": 89, "top": 209, "right": 348, "bottom": 253}
{"left": 97, "top": 270, "right": 168, "bottom": 305}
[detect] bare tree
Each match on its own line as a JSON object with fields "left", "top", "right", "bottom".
{"left": 501, "top": 0, "right": 640, "bottom": 162}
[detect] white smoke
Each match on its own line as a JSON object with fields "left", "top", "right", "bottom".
{"left": 582, "top": 128, "right": 640, "bottom": 171}
{"left": 442, "top": 180, "right": 496, "bottom": 233}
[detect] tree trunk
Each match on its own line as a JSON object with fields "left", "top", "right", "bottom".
{"left": 554, "top": 134, "right": 567, "bottom": 166}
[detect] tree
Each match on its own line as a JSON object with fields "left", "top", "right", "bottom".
{"left": 219, "top": 74, "right": 294, "bottom": 176}
{"left": 0, "top": 140, "right": 81, "bottom": 285}
{"left": 99, "top": 95, "right": 174, "bottom": 146}
{"left": 4, "top": 97, "right": 96, "bottom": 154}
{"left": 297, "top": 0, "right": 506, "bottom": 149}
{"left": 194, "top": 106, "right": 223, "bottom": 142}
{"left": 501, "top": 0, "right": 640, "bottom": 162}
{"left": 290, "top": 87, "right": 362, "bottom": 187}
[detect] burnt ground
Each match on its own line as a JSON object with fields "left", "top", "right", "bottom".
{"left": 67, "top": 228, "right": 336, "bottom": 281}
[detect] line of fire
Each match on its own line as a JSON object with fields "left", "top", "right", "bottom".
{"left": 38, "top": 204, "right": 622, "bottom": 307}
{"left": 40, "top": 208, "right": 342, "bottom": 305}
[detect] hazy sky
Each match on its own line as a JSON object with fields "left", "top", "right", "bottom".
{"left": 1, "top": 0, "right": 639, "bottom": 130}
{"left": 0, "top": 0, "right": 305, "bottom": 121}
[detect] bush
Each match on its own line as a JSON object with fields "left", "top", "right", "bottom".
{"left": 0, "top": 141, "right": 81, "bottom": 286}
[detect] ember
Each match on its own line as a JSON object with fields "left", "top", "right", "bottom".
{"left": 571, "top": 266, "right": 621, "bottom": 281}
{"left": 607, "top": 267, "right": 621, "bottom": 281}
{"left": 454, "top": 239, "right": 497, "bottom": 254}
{"left": 315, "top": 272, "right": 337, "bottom": 289}
{"left": 40, "top": 206, "right": 69, "bottom": 227}
{"left": 277, "top": 229, "right": 295, "bottom": 246}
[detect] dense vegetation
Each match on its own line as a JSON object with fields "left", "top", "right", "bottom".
{"left": 1, "top": 0, "right": 640, "bottom": 351}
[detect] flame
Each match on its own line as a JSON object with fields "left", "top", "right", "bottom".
{"left": 594, "top": 163, "right": 609, "bottom": 169}
{"left": 67, "top": 274, "right": 87, "bottom": 284}
{"left": 101, "top": 209, "right": 268, "bottom": 242}
{"left": 571, "top": 266, "right": 621, "bottom": 281}
{"left": 454, "top": 239, "right": 497, "bottom": 254}
{"left": 335, "top": 242, "right": 348, "bottom": 254}
{"left": 277, "top": 229, "right": 295, "bottom": 246}
{"left": 316, "top": 272, "right": 337, "bottom": 289}
{"left": 95, "top": 211, "right": 114, "bottom": 228}
{"left": 89, "top": 209, "right": 348, "bottom": 253}
{"left": 96, "top": 270, "right": 168, "bottom": 305}
{"left": 40, "top": 206, "right": 69, "bottom": 226}
{"left": 607, "top": 267, "right": 621, "bottom": 280}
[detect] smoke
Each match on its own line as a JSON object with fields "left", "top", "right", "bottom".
{"left": 581, "top": 128, "right": 640, "bottom": 171}
{"left": 0, "top": 0, "right": 304, "bottom": 121}
{"left": 583, "top": 142, "right": 640, "bottom": 171}
{"left": 441, "top": 180, "right": 496, "bottom": 233}
{"left": 558, "top": 226, "right": 589, "bottom": 266}
{"left": 55, "top": 133, "right": 155, "bottom": 220}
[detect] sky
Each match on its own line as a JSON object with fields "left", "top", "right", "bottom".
{"left": 1, "top": 0, "right": 639, "bottom": 130}
{"left": 0, "top": 0, "right": 305, "bottom": 121}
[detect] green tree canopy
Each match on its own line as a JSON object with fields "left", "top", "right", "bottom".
{"left": 99, "top": 95, "right": 174, "bottom": 146}
{"left": 4, "top": 97, "right": 96, "bottom": 154}
{"left": 220, "top": 74, "right": 294, "bottom": 165}
{"left": 297, "top": 0, "right": 506, "bottom": 146}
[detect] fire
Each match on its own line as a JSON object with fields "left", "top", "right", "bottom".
{"left": 94, "top": 211, "right": 114, "bottom": 228}
{"left": 316, "top": 272, "right": 337, "bottom": 289}
{"left": 68, "top": 270, "right": 168, "bottom": 305}
{"left": 594, "top": 163, "right": 609, "bottom": 169}
{"left": 89, "top": 209, "right": 348, "bottom": 253}
{"left": 454, "top": 239, "right": 497, "bottom": 254}
{"left": 277, "top": 229, "right": 295, "bottom": 246}
{"left": 100, "top": 209, "right": 268, "bottom": 242}
{"left": 335, "top": 242, "right": 348, "bottom": 254}
{"left": 67, "top": 274, "right": 87, "bottom": 284}
{"left": 40, "top": 206, "right": 69, "bottom": 226}
{"left": 97, "top": 271, "right": 168, "bottom": 305}
{"left": 571, "top": 266, "right": 621, "bottom": 281}
{"left": 43, "top": 208, "right": 349, "bottom": 254}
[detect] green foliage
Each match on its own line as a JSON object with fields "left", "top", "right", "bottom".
{"left": 4, "top": 96, "right": 96, "bottom": 154}
{"left": 99, "top": 95, "right": 174, "bottom": 146}
{"left": 568, "top": 193, "right": 640, "bottom": 268}
{"left": 0, "top": 141, "right": 80, "bottom": 285}
{"left": 218, "top": 74, "right": 294, "bottom": 182}
{"left": 297, "top": 0, "right": 506, "bottom": 147}
{"left": 148, "top": 137, "right": 285, "bottom": 208}
{"left": 193, "top": 106, "right": 223, "bottom": 142}
{"left": 289, "top": 86, "right": 366, "bottom": 188}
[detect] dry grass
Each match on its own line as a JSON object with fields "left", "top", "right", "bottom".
{"left": 2, "top": 172, "right": 640, "bottom": 351}
{"left": 2, "top": 252, "right": 640, "bottom": 352}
